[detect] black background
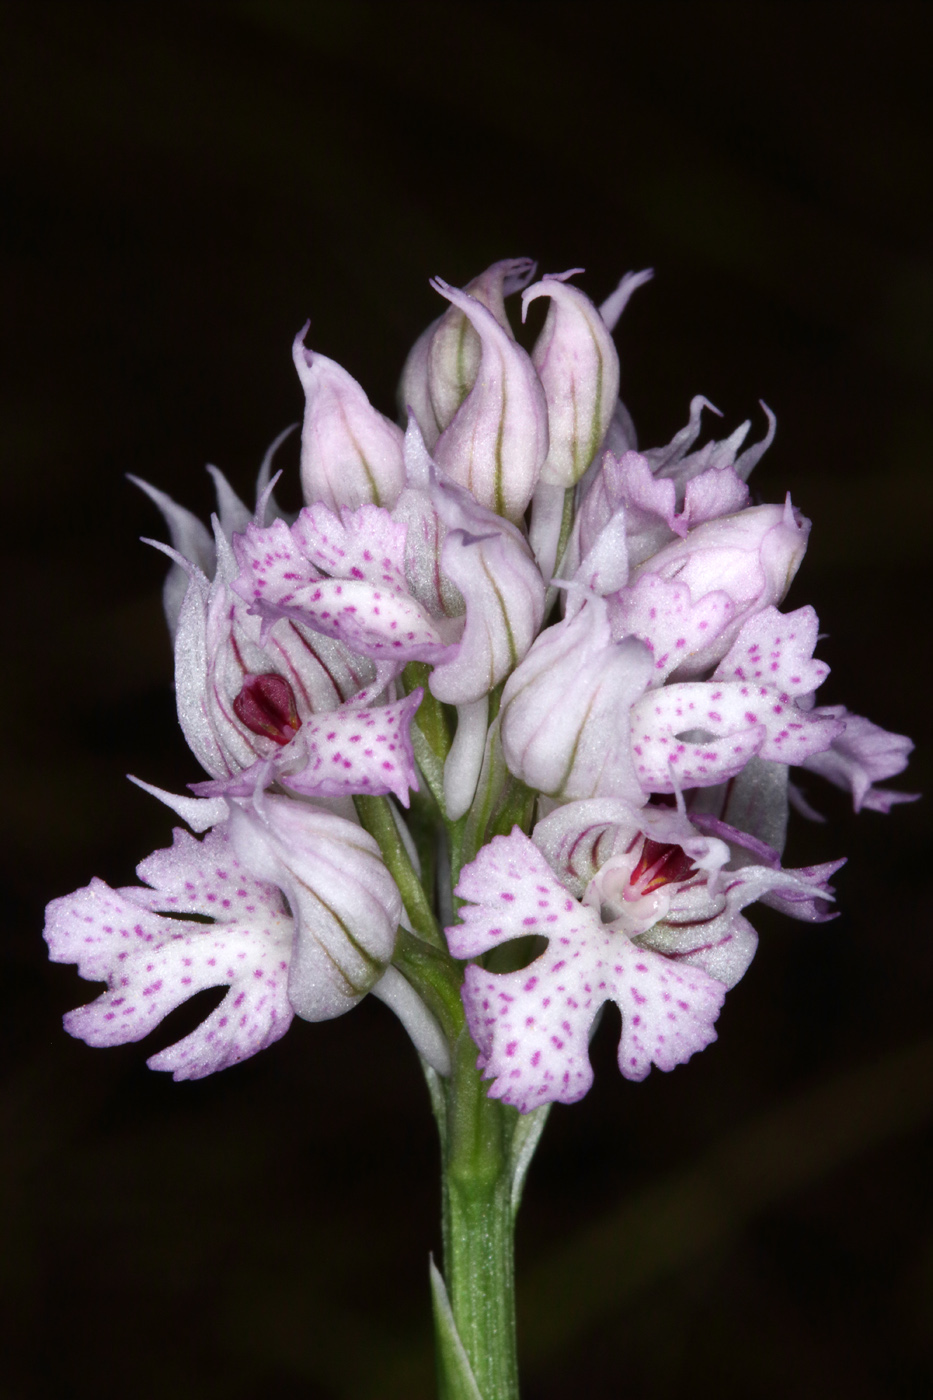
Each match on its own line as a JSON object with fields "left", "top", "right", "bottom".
{"left": 1, "top": 3, "right": 931, "bottom": 1397}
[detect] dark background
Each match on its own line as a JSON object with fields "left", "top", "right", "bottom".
{"left": 2, "top": 3, "right": 931, "bottom": 1397}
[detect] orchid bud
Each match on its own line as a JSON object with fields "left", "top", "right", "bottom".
{"left": 430, "top": 279, "right": 549, "bottom": 522}
{"left": 627, "top": 498, "right": 810, "bottom": 676}
{"left": 524, "top": 271, "right": 620, "bottom": 487}
{"left": 429, "top": 478, "right": 546, "bottom": 704}
{"left": 499, "top": 600, "right": 653, "bottom": 801}
{"left": 293, "top": 327, "right": 405, "bottom": 511}
{"left": 398, "top": 258, "right": 536, "bottom": 446}
{"left": 228, "top": 795, "right": 401, "bottom": 1020}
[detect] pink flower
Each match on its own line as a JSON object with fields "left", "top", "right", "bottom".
{"left": 447, "top": 810, "right": 842, "bottom": 1112}
{"left": 45, "top": 794, "right": 407, "bottom": 1077}
{"left": 622, "top": 497, "right": 811, "bottom": 677}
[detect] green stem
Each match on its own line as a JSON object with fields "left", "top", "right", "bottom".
{"left": 405, "top": 661, "right": 456, "bottom": 815}
{"left": 353, "top": 794, "right": 444, "bottom": 949}
{"left": 396, "top": 669, "right": 551, "bottom": 1396}
{"left": 436, "top": 1034, "right": 521, "bottom": 1400}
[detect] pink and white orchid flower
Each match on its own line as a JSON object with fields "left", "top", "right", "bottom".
{"left": 447, "top": 803, "right": 842, "bottom": 1112}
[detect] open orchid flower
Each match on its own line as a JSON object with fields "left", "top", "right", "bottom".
{"left": 447, "top": 803, "right": 843, "bottom": 1111}
{"left": 447, "top": 827, "right": 727, "bottom": 1110}
{"left": 165, "top": 519, "right": 422, "bottom": 806}
{"left": 619, "top": 498, "right": 811, "bottom": 677}
{"left": 501, "top": 587, "right": 841, "bottom": 803}
{"left": 44, "top": 793, "right": 459, "bottom": 1076}
{"left": 233, "top": 436, "right": 545, "bottom": 710}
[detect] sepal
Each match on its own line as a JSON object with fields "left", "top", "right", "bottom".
{"left": 399, "top": 258, "right": 536, "bottom": 447}
{"left": 431, "top": 278, "right": 549, "bottom": 522}
{"left": 429, "top": 495, "right": 546, "bottom": 705}
{"left": 293, "top": 326, "right": 406, "bottom": 510}
{"left": 523, "top": 271, "right": 620, "bottom": 487}
{"left": 227, "top": 794, "right": 402, "bottom": 1020}
{"left": 499, "top": 600, "right": 653, "bottom": 801}
{"left": 799, "top": 708, "right": 919, "bottom": 813}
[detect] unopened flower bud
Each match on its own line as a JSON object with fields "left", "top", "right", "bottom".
{"left": 398, "top": 258, "right": 536, "bottom": 446}
{"left": 524, "top": 271, "right": 621, "bottom": 487}
{"left": 293, "top": 327, "right": 405, "bottom": 511}
{"left": 628, "top": 498, "right": 810, "bottom": 676}
{"left": 431, "top": 279, "right": 549, "bottom": 522}
{"left": 500, "top": 601, "right": 653, "bottom": 800}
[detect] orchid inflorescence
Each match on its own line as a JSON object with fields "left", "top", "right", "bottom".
{"left": 46, "top": 258, "right": 916, "bottom": 1114}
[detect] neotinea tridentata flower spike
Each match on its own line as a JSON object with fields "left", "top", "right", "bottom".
{"left": 45, "top": 258, "right": 916, "bottom": 1100}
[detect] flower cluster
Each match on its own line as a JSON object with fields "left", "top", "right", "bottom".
{"left": 46, "top": 259, "right": 916, "bottom": 1107}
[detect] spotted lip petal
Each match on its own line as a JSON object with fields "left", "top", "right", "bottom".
{"left": 712, "top": 604, "right": 829, "bottom": 696}
{"left": 629, "top": 679, "right": 844, "bottom": 794}
{"left": 448, "top": 829, "right": 725, "bottom": 1112}
{"left": 43, "top": 825, "right": 294, "bottom": 1080}
{"left": 610, "top": 573, "right": 736, "bottom": 684}
{"left": 191, "top": 690, "right": 424, "bottom": 808}
{"left": 232, "top": 507, "right": 453, "bottom": 668}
